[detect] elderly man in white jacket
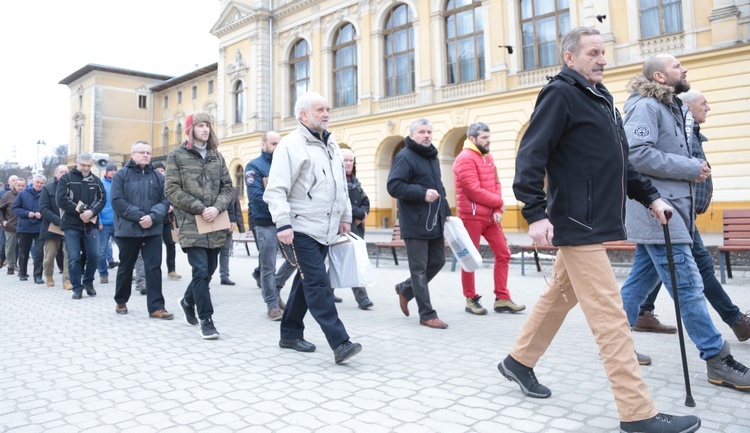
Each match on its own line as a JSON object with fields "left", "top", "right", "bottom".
{"left": 264, "top": 92, "right": 362, "bottom": 365}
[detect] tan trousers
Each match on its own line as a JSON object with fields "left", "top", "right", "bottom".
{"left": 510, "top": 244, "right": 657, "bottom": 422}
{"left": 43, "top": 238, "right": 69, "bottom": 283}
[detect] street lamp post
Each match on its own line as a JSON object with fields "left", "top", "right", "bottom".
{"left": 36, "top": 140, "right": 46, "bottom": 174}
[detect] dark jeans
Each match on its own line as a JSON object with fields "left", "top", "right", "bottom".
{"left": 162, "top": 221, "right": 176, "bottom": 273}
{"left": 638, "top": 229, "right": 742, "bottom": 327}
{"left": 64, "top": 227, "right": 99, "bottom": 292}
{"left": 97, "top": 224, "right": 115, "bottom": 276}
{"left": 280, "top": 233, "right": 349, "bottom": 349}
{"left": 398, "top": 237, "right": 445, "bottom": 321}
{"left": 114, "top": 236, "right": 165, "bottom": 313}
{"left": 183, "top": 247, "right": 221, "bottom": 320}
{"left": 18, "top": 233, "right": 43, "bottom": 279}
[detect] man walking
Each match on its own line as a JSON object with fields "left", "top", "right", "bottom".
{"left": 13, "top": 174, "right": 46, "bottom": 283}
{"left": 246, "top": 130, "right": 296, "bottom": 320}
{"left": 56, "top": 153, "right": 106, "bottom": 299}
{"left": 40, "top": 165, "right": 71, "bottom": 289}
{"left": 387, "top": 119, "right": 452, "bottom": 329}
{"left": 619, "top": 55, "right": 750, "bottom": 392}
{"left": 453, "top": 122, "right": 523, "bottom": 315}
{"left": 497, "top": 27, "right": 700, "bottom": 433}
{"left": 264, "top": 92, "right": 361, "bottom": 364}
{"left": 166, "top": 112, "right": 233, "bottom": 339}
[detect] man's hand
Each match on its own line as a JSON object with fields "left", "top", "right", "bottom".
{"left": 493, "top": 212, "right": 503, "bottom": 226}
{"left": 80, "top": 209, "right": 94, "bottom": 223}
{"left": 202, "top": 206, "right": 220, "bottom": 223}
{"left": 694, "top": 161, "right": 711, "bottom": 183}
{"left": 277, "top": 228, "right": 294, "bottom": 245}
{"left": 139, "top": 215, "right": 153, "bottom": 228}
{"left": 529, "top": 218, "right": 554, "bottom": 247}
{"left": 339, "top": 222, "right": 351, "bottom": 235}
{"left": 98, "top": 224, "right": 103, "bottom": 230}
{"left": 229, "top": 222, "right": 236, "bottom": 233}
{"left": 648, "top": 198, "right": 674, "bottom": 225}
{"left": 168, "top": 205, "right": 174, "bottom": 214}
{"left": 425, "top": 189, "right": 440, "bottom": 203}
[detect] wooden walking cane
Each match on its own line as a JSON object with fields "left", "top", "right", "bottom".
{"left": 662, "top": 210, "right": 696, "bottom": 407}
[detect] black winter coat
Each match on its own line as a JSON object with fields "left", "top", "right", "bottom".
{"left": 347, "top": 174, "right": 369, "bottom": 238}
{"left": 56, "top": 167, "right": 106, "bottom": 231}
{"left": 387, "top": 137, "right": 451, "bottom": 240}
{"left": 110, "top": 159, "right": 169, "bottom": 238}
{"left": 40, "top": 180, "right": 63, "bottom": 240}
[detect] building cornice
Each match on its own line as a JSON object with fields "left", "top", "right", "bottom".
{"left": 59, "top": 64, "right": 173, "bottom": 86}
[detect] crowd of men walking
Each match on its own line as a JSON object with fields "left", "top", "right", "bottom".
{"left": 3, "top": 25, "right": 750, "bottom": 433}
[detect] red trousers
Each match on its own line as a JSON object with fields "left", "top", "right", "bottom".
{"left": 460, "top": 217, "right": 510, "bottom": 300}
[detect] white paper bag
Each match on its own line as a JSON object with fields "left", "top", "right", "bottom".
{"left": 329, "top": 233, "right": 376, "bottom": 288}
{"left": 444, "top": 216, "right": 483, "bottom": 272}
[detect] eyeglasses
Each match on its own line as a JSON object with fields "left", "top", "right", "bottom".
{"left": 279, "top": 242, "right": 304, "bottom": 280}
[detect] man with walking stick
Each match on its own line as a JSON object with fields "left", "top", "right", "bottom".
{"left": 496, "top": 27, "right": 700, "bottom": 433}
{"left": 619, "top": 54, "right": 750, "bottom": 393}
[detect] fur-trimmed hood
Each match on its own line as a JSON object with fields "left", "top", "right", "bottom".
{"left": 625, "top": 75, "right": 675, "bottom": 105}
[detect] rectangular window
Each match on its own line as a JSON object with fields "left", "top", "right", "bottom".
{"left": 177, "top": 91, "right": 182, "bottom": 104}
{"left": 208, "top": 80, "right": 214, "bottom": 94}
{"left": 163, "top": 95, "right": 168, "bottom": 109}
{"left": 191, "top": 85, "right": 198, "bottom": 100}
{"left": 519, "top": 0, "right": 570, "bottom": 70}
{"left": 640, "top": 0, "right": 683, "bottom": 38}
{"left": 138, "top": 95, "right": 147, "bottom": 109}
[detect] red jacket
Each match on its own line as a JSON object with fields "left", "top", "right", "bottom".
{"left": 453, "top": 144, "right": 504, "bottom": 220}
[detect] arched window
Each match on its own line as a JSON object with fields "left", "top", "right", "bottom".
{"left": 333, "top": 23, "right": 358, "bottom": 107}
{"left": 233, "top": 81, "right": 245, "bottom": 124}
{"left": 640, "top": 0, "right": 682, "bottom": 38}
{"left": 235, "top": 165, "right": 245, "bottom": 198}
{"left": 290, "top": 40, "right": 310, "bottom": 113}
{"left": 520, "top": 0, "right": 570, "bottom": 70}
{"left": 176, "top": 123, "right": 183, "bottom": 144}
{"left": 446, "top": 0, "right": 484, "bottom": 84}
{"left": 384, "top": 4, "right": 415, "bottom": 96}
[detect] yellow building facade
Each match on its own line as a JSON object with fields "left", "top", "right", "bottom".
{"left": 60, "top": 0, "right": 750, "bottom": 233}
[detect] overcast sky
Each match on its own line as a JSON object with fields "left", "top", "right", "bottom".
{"left": 2, "top": 0, "right": 221, "bottom": 167}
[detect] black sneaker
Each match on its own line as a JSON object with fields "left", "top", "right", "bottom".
{"left": 620, "top": 413, "right": 700, "bottom": 433}
{"left": 84, "top": 285, "right": 96, "bottom": 297}
{"left": 200, "top": 317, "right": 220, "bottom": 340}
{"left": 180, "top": 297, "right": 198, "bottom": 326}
{"left": 497, "top": 355, "right": 551, "bottom": 398}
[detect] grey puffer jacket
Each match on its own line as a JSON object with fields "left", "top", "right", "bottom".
{"left": 623, "top": 75, "right": 703, "bottom": 245}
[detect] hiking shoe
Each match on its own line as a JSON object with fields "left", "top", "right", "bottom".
{"left": 150, "top": 309, "right": 174, "bottom": 320}
{"left": 267, "top": 307, "right": 283, "bottom": 321}
{"left": 707, "top": 341, "right": 750, "bottom": 391}
{"left": 180, "top": 298, "right": 198, "bottom": 326}
{"left": 620, "top": 412, "right": 701, "bottom": 433}
{"left": 494, "top": 298, "right": 526, "bottom": 313}
{"left": 636, "top": 352, "right": 652, "bottom": 366}
{"left": 465, "top": 296, "right": 488, "bottom": 315}
{"left": 633, "top": 310, "right": 676, "bottom": 334}
{"left": 200, "top": 318, "right": 220, "bottom": 340}
{"left": 168, "top": 271, "right": 182, "bottom": 280}
{"left": 731, "top": 313, "right": 750, "bottom": 342}
{"left": 63, "top": 281, "right": 73, "bottom": 290}
{"left": 72, "top": 291, "right": 82, "bottom": 300}
{"left": 116, "top": 304, "right": 128, "bottom": 315}
{"left": 100, "top": 276, "right": 108, "bottom": 284}
{"left": 45, "top": 276, "right": 55, "bottom": 287}
{"left": 84, "top": 285, "right": 96, "bottom": 296}
{"left": 497, "top": 355, "right": 551, "bottom": 398}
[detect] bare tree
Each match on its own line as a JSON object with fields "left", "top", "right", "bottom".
{"left": 41, "top": 145, "right": 69, "bottom": 178}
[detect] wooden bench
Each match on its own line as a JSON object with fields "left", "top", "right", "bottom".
{"left": 518, "top": 240, "right": 636, "bottom": 275}
{"left": 718, "top": 209, "right": 750, "bottom": 284}
{"left": 374, "top": 222, "right": 457, "bottom": 271}
{"left": 232, "top": 230, "right": 256, "bottom": 256}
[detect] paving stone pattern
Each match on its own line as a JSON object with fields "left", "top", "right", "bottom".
{"left": 1, "top": 245, "right": 749, "bottom": 432}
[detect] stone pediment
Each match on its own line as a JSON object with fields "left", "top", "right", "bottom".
{"left": 211, "top": 2, "right": 269, "bottom": 36}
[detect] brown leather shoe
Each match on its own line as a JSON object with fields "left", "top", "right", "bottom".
{"left": 632, "top": 311, "right": 676, "bottom": 334}
{"left": 149, "top": 309, "right": 174, "bottom": 320}
{"left": 395, "top": 284, "right": 409, "bottom": 317}
{"left": 420, "top": 317, "right": 448, "bottom": 329}
{"left": 732, "top": 313, "right": 750, "bottom": 342}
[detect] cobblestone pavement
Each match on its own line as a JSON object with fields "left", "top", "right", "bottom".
{"left": 1, "top": 246, "right": 749, "bottom": 432}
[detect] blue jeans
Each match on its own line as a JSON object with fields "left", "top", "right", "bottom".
{"left": 280, "top": 233, "right": 349, "bottom": 349}
{"left": 98, "top": 224, "right": 115, "bottom": 276}
{"left": 638, "top": 229, "right": 742, "bottom": 327}
{"left": 184, "top": 247, "right": 221, "bottom": 320}
{"left": 621, "top": 242, "right": 723, "bottom": 360}
{"left": 256, "top": 225, "right": 297, "bottom": 309}
{"left": 64, "top": 228, "right": 99, "bottom": 292}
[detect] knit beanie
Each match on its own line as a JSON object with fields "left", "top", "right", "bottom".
{"left": 185, "top": 112, "right": 219, "bottom": 150}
